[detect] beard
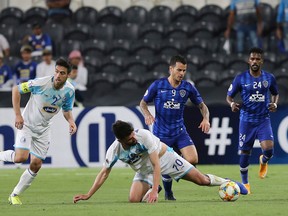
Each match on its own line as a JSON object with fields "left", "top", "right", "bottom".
{"left": 250, "top": 64, "right": 260, "bottom": 72}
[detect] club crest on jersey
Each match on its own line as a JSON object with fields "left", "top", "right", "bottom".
{"left": 180, "top": 90, "right": 186, "bottom": 97}
{"left": 262, "top": 80, "right": 268, "bottom": 88}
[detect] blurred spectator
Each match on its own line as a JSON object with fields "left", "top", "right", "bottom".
{"left": 14, "top": 45, "right": 37, "bottom": 83}
{"left": 36, "top": 49, "right": 55, "bottom": 78}
{"left": 22, "top": 23, "right": 52, "bottom": 57}
{"left": 68, "top": 50, "right": 87, "bottom": 90}
{"left": 46, "top": 0, "right": 72, "bottom": 25}
{"left": 0, "top": 52, "right": 13, "bottom": 91}
{"left": 276, "top": 0, "right": 288, "bottom": 53}
{"left": 68, "top": 65, "right": 84, "bottom": 107}
{"left": 225, "top": 0, "right": 263, "bottom": 53}
{"left": 0, "top": 33, "right": 10, "bottom": 57}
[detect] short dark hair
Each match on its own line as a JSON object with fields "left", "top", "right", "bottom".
{"left": 55, "top": 58, "right": 72, "bottom": 74}
{"left": 112, "top": 120, "right": 134, "bottom": 140}
{"left": 249, "top": 47, "right": 263, "bottom": 56}
{"left": 169, "top": 55, "right": 187, "bottom": 67}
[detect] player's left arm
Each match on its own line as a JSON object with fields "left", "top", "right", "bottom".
{"left": 148, "top": 150, "right": 161, "bottom": 203}
{"left": 268, "top": 94, "right": 279, "bottom": 112}
{"left": 63, "top": 110, "right": 77, "bottom": 135}
{"left": 268, "top": 75, "right": 280, "bottom": 112}
{"left": 197, "top": 102, "right": 210, "bottom": 134}
{"left": 73, "top": 166, "right": 112, "bottom": 203}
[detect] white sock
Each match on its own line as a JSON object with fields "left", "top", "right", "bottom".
{"left": 0, "top": 150, "right": 15, "bottom": 162}
{"left": 12, "top": 168, "right": 37, "bottom": 196}
{"left": 206, "top": 174, "right": 229, "bottom": 186}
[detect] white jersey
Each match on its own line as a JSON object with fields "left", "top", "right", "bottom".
{"left": 105, "top": 129, "right": 162, "bottom": 175}
{"left": 18, "top": 76, "right": 75, "bottom": 132}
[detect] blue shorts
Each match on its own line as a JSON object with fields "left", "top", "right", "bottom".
{"left": 159, "top": 130, "right": 194, "bottom": 150}
{"left": 238, "top": 119, "right": 274, "bottom": 151}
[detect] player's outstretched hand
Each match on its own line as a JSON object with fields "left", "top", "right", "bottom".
{"left": 73, "top": 194, "right": 90, "bottom": 203}
{"left": 268, "top": 103, "right": 277, "bottom": 112}
{"left": 198, "top": 119, "right": 210, "bottom": 134}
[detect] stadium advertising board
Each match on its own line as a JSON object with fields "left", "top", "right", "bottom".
{"left": 0, "top": 106, "right": 287, "bottom": 168}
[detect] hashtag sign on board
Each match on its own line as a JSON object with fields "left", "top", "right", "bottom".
{"left": 205, "top": 117, "right": 233, "bottom": 156}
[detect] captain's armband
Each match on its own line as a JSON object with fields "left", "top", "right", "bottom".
{"left": 19, "top": 82, "right": 31, "bottom": 94}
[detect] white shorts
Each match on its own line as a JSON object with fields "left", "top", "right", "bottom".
{"left": 133, "top": 148, "right": 194, "bottom": 185}
{"left": 14, "top": 125, "right": 51, "bottom": 160}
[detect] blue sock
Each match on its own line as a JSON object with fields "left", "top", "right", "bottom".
{"left": 239, "top": 154, "right": 250, "bottom": 184}
{"left": 162, "top": 174, "right": 173, "bottom": 195}
{"left": 234, "top": 181, "right": 248, "bottom": 195}
{"left": 262, "top": 149, "right": 274, "bottom": 163}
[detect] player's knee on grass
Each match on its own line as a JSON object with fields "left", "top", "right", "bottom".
{"left": 129, "top": 194, "right": 142, "bottom": 203}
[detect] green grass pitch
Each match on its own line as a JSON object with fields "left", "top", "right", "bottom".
{"left": 1, "top": 165, "right": 288, "bottom": 216}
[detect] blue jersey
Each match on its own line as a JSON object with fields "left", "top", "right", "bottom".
{"left": 14, "top": 60, "right": 38, "bottom": 83}
{"left": 28, "top": 34, "right": 52, "bottom": 51}
{"left": 230, "top": 0, "right": 259, "bottom": 25}
{"left": 227, "top": 70, "right": 279, "bottom": 122}
{"left": 0, "top": 64, "right": 12, "bottom": 86}
{"left": 143, "top": 78, "right": 203, "bottom": 138}
{"left": 277, "top": 0, "right": 288, "bottom": 23}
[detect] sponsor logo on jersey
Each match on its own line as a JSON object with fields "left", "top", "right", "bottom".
{"left": 164, "top": 101, "right": 180, "bottom": 109}
{"left": 43, "top": 106, "right": 57, "bottom": 113}
{"left": 249, "top": 91, "right": 265, "bottom": 102}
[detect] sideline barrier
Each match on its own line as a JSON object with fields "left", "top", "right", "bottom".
{"left": 0, "top": 105, "right": 287, "bottom": 168}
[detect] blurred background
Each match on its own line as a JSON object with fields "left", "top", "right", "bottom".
{"left": 0, "top": 0, "right": 286, "bottom": 107}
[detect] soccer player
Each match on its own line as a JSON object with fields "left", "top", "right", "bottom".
{"left": 139, "top": 55, "right": 210, "bottom": 200}
{"left": 73, "top": 120, "right": 247, "bottom": 204}
{"left": 226, "top": 47, "right": 279, "bottom": 194}
{"left": 0, "top": 58, "right": 77, "bottom": 205}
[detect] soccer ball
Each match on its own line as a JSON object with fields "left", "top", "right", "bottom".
{"left": 218, "top": 181, "right": 240, "bottom": 201}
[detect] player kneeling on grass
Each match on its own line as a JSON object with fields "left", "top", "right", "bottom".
{"left": 73, "top": 120, "right": 248, "bottom": 204}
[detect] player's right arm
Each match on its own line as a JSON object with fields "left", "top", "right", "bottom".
{"left": 226, "top": 75, "right": 241, "bottom": 112}
{"left": 140, "top": 81, "right": 158, "bottom": 125}
{"left": 140, "top": 99, "right": 155, "bottom": 125}
{"left": 12, "top": 85, "right": 24, "bottom": 129}
{"left": 73, "top": 166, "right": 112, "bottom": 203}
